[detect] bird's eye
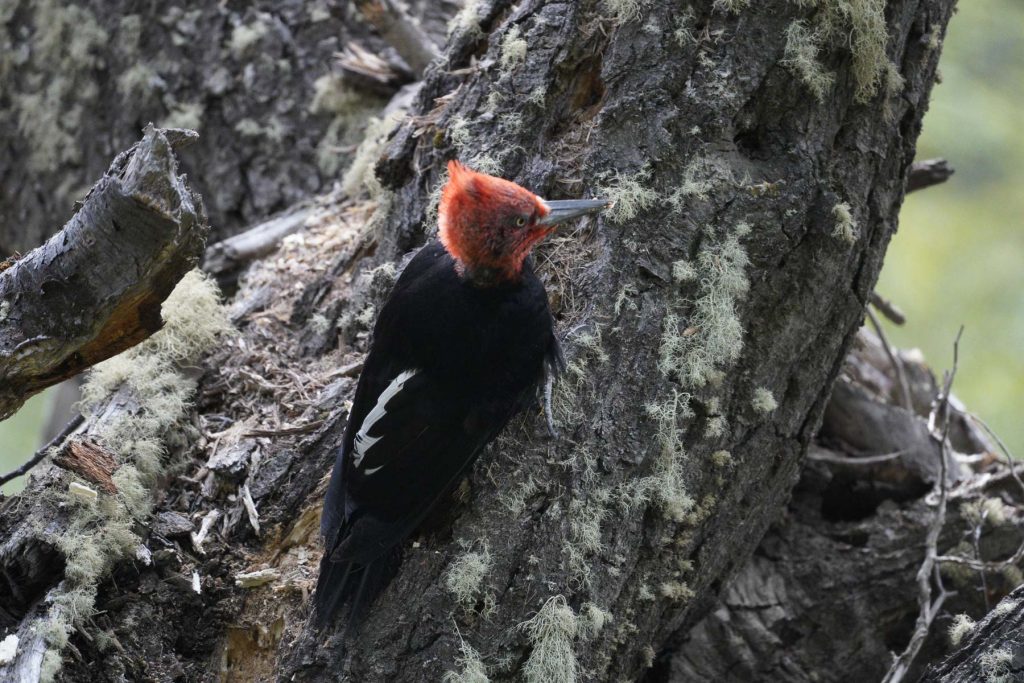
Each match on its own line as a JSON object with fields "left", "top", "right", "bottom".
{"left": 516, "top": 217, "right": 526, "bottom": 227}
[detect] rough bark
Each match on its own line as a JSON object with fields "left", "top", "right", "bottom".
{"left": 0, "top": 0, "right": 978, "bottom": 681}
{"left": 0, "top": 0, "right": 450, "bottom": 254}
{"left": 666, "top": 330, "right": 1024, "bottom": 682}
{"left": 921, "top": 583, "right": 1024, "bottom": 682}
{"left": 0, "top": 126, "right": 207, "bottom": 421}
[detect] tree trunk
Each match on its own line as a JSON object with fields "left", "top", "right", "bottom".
{"left": 0, "top": 0, "right": 979, "bottom": 681}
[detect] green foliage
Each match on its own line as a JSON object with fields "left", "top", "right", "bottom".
{"left": 878, "top": 0, "right": 1024, "bottom": 458}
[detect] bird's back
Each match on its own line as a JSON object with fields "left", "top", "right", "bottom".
{"left": 315, "top": 240, "right": 556, "bottom": 624}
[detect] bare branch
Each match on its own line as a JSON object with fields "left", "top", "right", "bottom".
{"left": 866, "top": 307, "right": 914, "bottom": 411}
{"left": 882, "top": 326, "right": 962, "bottom": 683}
{"left": 0, "top": 125, "right": 208, "bottom": 421}
{"left": 907, "top": 158, "right": 955, "bottom": 193}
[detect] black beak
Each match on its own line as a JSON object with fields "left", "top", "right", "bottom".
{"left": 537, "top": 198, "right": 612, "bottom": 226}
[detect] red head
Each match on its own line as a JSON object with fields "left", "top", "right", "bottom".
{"left": 438, "top": 160, "right": 610, "bottom": 285}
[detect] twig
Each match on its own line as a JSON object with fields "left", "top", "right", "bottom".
{"left": 870, "top": 291, "right": 906, "bottom": 326}
{"left": 881, "top": 326, "right": 962, "bottom": 683}
{"left": 866, "top": 307, "right": 914, "bottom": 411}
{"left": 355, "top": 0, "right": 440, "bottom": 77}
{"left": 808, "top": 448, "right": 907, "bottom": 466}
{"left": 907, "top": 158, "right": 955, "bottom": 193}
{"left": 934, "top": 411, "right": 1024, "bottom": 573}
{"left": 0, "top": 414, "right": 84, "bottom": 488}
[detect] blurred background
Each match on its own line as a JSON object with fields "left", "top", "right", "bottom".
{"left": 2, "top": 0, "right": 1021, "bottom": 493}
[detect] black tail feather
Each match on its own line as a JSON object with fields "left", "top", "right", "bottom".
{"left": 312, "top": 549, "right": 402, "bottom": 632}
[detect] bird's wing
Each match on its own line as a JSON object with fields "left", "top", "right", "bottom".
{"left": 328, "top": 366, "right": 520, "bottom": 566}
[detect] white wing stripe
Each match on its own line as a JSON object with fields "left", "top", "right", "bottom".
{"left": 352, "top": 369, "right": 418, "bottom": 470}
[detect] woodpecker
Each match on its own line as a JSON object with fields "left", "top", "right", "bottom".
{"left": 314, "top": 159, "right": 609, "bottom": 625}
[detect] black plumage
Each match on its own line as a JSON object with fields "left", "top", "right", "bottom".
{"left": 314, "top": 241, "right": 558, "bottom": 624}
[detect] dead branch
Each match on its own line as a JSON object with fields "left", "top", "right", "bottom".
{"left": 0, "top": 125, "right": 208, "bottom": 421}
{"left": 908, "top": 158, "right": 955, "bottom": 193}
{"left": 355, "top": 0, "right": 440, "bottom": 77}
{"left": 882, "top": 327, "right": 963, "bottom": 683}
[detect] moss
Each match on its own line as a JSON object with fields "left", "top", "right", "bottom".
{"left": 599, "top": 168, "right": 659, "bottom": 224}
{"left": 980, "top": 646, "right": 1013, "bottom": 683}
{"left": 446, "top": 543, "right": 493, "bottom": 608}
{"left": 751, "top": 387, "right": 778, "bottom": 414}
{"left": 658, "top": 226, "right": 749, "bottom": 388}
{"left": 519, "top": 596, "right": 579, "bottom": 683}
{"left": 499, "top": 25, "right": 527, "bottom": 71}
{"left": 948, "top": 613, "right": 975, "bottom": 647}
{"left": 832, "top": 202, "right": 857, "bottom": 244}
{"left": 443, "top": 639, "right": 490, "bottom": 683}
{"left": 782, "top": 21, "right": 834, "bottom": 103}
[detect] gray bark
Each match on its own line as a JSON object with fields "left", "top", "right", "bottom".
{"left": 0, "top": 0, "right": 450, "bottom": 254}
{"left": 0, "top": 0, "right": 994, "bottom": 681}
{"left": 668, "top": 330, "right": 1024, "bottom": 682}
{"left": 0, "top": 126, "right": 206, "bottom": 421}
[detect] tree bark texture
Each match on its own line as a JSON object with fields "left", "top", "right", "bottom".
{"left": 0, "top": 126, "right": 207, "bottom": 421}
{"left": 666, "top": 330, "right": 1024, "bottom": 682}
{"left": 0, "top": 0, "right": 973, "bottom": 681}
{"left": 0, "top": 0, "right": 449, "bottom": 254}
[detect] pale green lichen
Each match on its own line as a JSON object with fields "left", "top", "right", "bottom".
{"left": 0, "top": 300, "right": 9, "bottom": 323}
{"left": 117, "top": 63, "right": 159, "bottom": 99}
{"left": 443, "top": 638, "right": 490, "bottom": 683}
{"left": 600, "top": 0, "right": 650, "bottom": 24}
{"left": 578, "top": 603, "right": 612, "bottom": 638}
{"left": 40, "top": 270, "right": 231, "bottom": 681}
{"left": 11, "top": 1, "right": 108, "bottom": 173}
{"left": 619, "top": 391, "right": 695, "bottom": 522}
{"left": 674, "top": 9, "right": 697, "bottom": 47}
{"left": 659, "top": 581, "right": 695, "bottom": 601}
{"left": 751, "top": 386, "right": 778, "bottom": 414}
{"left": 832, "top": 202, "right": 857, "bottom": 244}
{"left": 993, "top": 598, "right": 1019, "bottom": 616}
{"left": 658, "top": 224, "right": 750, "bottom": 388}
{"left": 500, "top": 25, "right": 527, "bottom": 71}
{"left": 565, "top": 496, "right": 608, "bottom": 586}
{"left": 599, "top": 168, "right": 659, "bottom": 224}
{"left": 228, "top": 18, "right": 268, "bottom": 58}
{"left": 668, "top": 155, "right": 734, "bottom": 209}
{"left": 711, "top": 449, "right": 733, "bottom": 467}
{"left": 448, "top": 0, "right": 484, "bottom": 38}
{"left": 341, "top": 112, "right": 403, "bottom": 198}
{"left": 160, "top": 102, "right": 204, "bottom": 131}
{"left": 519, "top": 596, "right": 579, "bottom": 683}
{"left": 948, "top": 613, "right": 975, "bottom": 647}
{"left": 446, "top": 543, "right": 493, "bottom": 607}
{"left": 980, "top": 646, "right": 1013, "bottom": 683}
{"left": 782, "top": 21, "right": 834, "bottom": 103}
{"left": 713, "top": 0, "right": 750, "bottom": 13}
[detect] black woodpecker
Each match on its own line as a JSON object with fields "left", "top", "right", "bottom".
{"left": 314, "top": 159, "right": 610, "bottom": 625}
